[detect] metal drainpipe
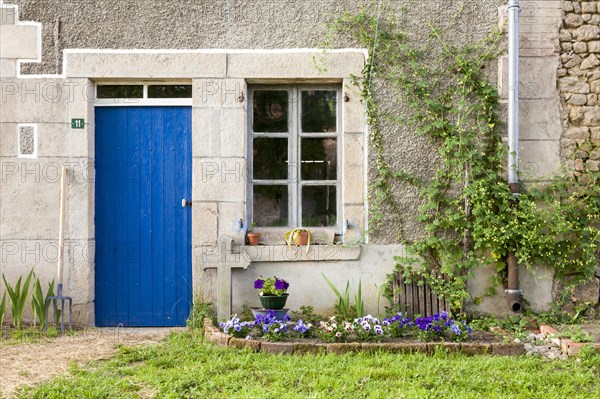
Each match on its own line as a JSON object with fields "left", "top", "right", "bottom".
{"left": 506, "top": 0, "right": 522, "bottom": 313}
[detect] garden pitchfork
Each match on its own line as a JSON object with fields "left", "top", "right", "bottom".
{"left": 45, "top": 166, "right": 72, "bottom": 332}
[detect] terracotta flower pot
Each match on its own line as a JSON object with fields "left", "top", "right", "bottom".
{"left": 296, "top": 231, "right": 309, "bottom": 246}
{"left": 247, "top": 232, "right": 261, "bottom": 246}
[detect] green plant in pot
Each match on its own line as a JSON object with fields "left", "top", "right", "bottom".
{"left": 247, "top": 222, "right": 261, "bottom": 246}
{"left": 254, "top": 276, "right": 289, "bottom": 310}
{"left": 284, "top": 227, "right": 311, "bottom": 253}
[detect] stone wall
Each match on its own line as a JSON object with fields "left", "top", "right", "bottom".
{"left": 558, "top": 0, "right": 600, "bottom": 309}
{"left": 559, "top": 1, "right": 600, "bottom": 174}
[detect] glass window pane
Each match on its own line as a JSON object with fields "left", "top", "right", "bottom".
{"left": 148, "top": 85, "right": 192, "bottom": 98}
{"left": 302, "top": 186, "right": 336, "bottom": 227}
{"left": 253, "top": 138, "right": 288, "bottom": 180}
{"left": 301, "top": 90, "right": 337, "bottom": 133}
{"left": 301, "top": 138, "right": 337, "bottom": 180}
{"left": 253, "top": 185, "right": 289, "bottom": 227}
{"left": 97, "top": 85, "right": 143, "bottom": 99}
{"left": 253, "top": 90, "right": 288, "bottom": 132}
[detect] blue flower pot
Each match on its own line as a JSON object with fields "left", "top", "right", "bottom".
{"left": 251, "top": 308, "right": 289, "bottom": 320}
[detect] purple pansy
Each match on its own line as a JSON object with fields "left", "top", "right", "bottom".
{"left": 274, "top": 278, "right": 286, "bottom": 290}
{"left": 254, "top": 278, "right": 264, "bottom": 289}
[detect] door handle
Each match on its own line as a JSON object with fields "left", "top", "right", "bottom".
{"left": 181, "top": 199, "right": 192, "bottom": 208}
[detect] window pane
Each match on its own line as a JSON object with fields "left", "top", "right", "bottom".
{"left": 97, "top": 85, "right": 143, "bottom": 99}
{"left": 148, "top": 85, "right": 192, "bottom": 98}
{"left": 253, "top": 138, "right": 288, "bottom": 180}
{"left": 301, "top": 138, "right": 337, "bottom": 180}
{"left": 253, "top": 90, "right": 288, "bottom": 132}
{"left": 253, "top": 185, "right": 289, "bottom": 227}
{"left": 301, "top": 90, "right": 337, "bottom": 133}
{"left": 302, "top": 186, "right": 336, "bottom": 227}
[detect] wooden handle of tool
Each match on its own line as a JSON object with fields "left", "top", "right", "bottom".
{"left": 57, "top": 166, "right": 67, "bottom": 285}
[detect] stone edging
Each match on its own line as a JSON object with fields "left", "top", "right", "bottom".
{"left": 203, "top": 318, "right": 524, "bottom": 356}
{"left": 540, "top": 324, "right": 600, "bottom": 356}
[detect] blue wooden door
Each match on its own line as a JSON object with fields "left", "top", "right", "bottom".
{"left": 95, "top": 107, "right": 192, "bottom": 327}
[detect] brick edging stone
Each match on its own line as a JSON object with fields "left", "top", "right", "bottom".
{"left": 540, "top": 323, "right": 600, "bottom": 356}
{"left": 203, "top": 318, "right": 524, "bottom": 356}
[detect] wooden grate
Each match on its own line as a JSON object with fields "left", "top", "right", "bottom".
{"left": 390, "top": 271, "right": 451, "bottom": 317}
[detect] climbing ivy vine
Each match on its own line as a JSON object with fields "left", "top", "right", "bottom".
{"left": 328, "top": 5, "right": 600, "bottom": 313}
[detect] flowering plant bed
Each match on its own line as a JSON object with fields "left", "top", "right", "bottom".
{"left": 210, "top": 311, "right": 523, "bottom": 356}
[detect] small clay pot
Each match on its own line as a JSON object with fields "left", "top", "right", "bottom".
{"left": 296, "top": 231, "right": 309, "bottom": 246}
{"left": 247, "top": 232, "right": 261, "bottom": 246}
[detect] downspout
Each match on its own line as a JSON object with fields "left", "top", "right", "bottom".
{"left": 506, "top": 0, "right": 522, "bottom": 312}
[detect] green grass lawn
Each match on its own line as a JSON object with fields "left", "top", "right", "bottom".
{"left": 18, "top": 331, "right": 600, "bottom": 399}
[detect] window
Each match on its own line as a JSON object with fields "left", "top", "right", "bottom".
{"left": 97, "top": 85, "right": 144, "bottom": 99}
{"left": 147, "top": 85, "right": 193, "bottom": 98}
{"left": 95, "top": 83, "right": 193, "bottom": 105}
{"left": 249, "top": 85, "right": 340, "bottom": 228}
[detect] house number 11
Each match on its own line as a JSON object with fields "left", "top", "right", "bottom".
{"left": 71, "top": 118, "right": 85, "bottom": 129}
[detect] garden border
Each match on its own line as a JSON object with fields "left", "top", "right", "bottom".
{"left": 203, "top": 318, "right": 525, "bottom": 356}
{"left": 540, "top": 324, "right": 600, "bottom": 357}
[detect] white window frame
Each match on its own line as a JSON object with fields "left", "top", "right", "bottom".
{"left": 247, "top": 84, "right": 342, "bottom": 231}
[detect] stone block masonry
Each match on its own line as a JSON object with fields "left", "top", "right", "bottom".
{"left": 558, "top": 1, "right": 600, "bottom": 310}
{"left": 498, "top": 1, "right": 565, "bottom": 182}
{"left": 559, "top": 2, "right": 600, "bottom": 177}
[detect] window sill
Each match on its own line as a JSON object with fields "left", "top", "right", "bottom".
{"left": 242, "top": 244, "right": 361, "bottom": 263}
{"left": 253, "top": 228, "right": 338, "bottom": 246}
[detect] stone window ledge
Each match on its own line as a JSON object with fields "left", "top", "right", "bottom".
{"left": 242, "top": 244, "right": 361, "bottom": 262}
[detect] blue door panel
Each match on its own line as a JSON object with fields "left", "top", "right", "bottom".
{"left": 95, "top": 106, "right": 192, "bottom": 327}
{"left": 115, "top": 107, "right": 129, "bottom": 325}
{"left": 162, "top": 109, "right": 177, "bottom": 324}
{"left": 138, "top": 110, "right": 154, "bottom": 326}
{"left": 174, "top": 109, "right": 192, "bottom": 324}
{"left": 150, "top": 108, "right": 165, "bottom": 326}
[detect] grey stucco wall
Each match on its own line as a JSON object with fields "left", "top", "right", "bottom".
{"left": 16, "top": 0, "right": 503, "bottom": 74}
{"left": 232, "top": 245, "right": 405, "bottom": 316}
{"left": 14, "top": 0, "right": 505, "bottom": 243}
